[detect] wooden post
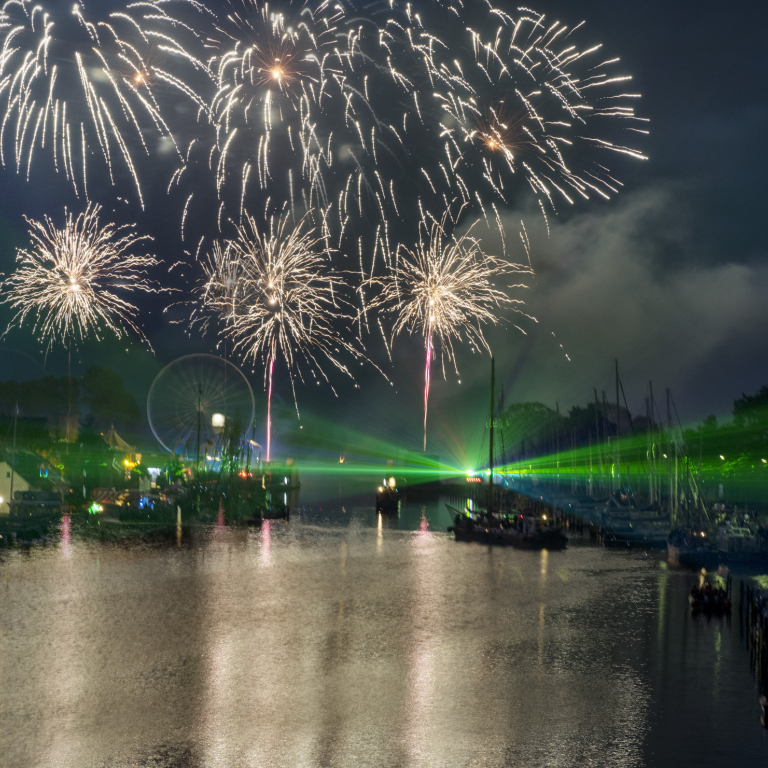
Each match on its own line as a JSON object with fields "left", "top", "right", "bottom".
{"left": 556, "top": 402, "right": 560, "bottom": 489}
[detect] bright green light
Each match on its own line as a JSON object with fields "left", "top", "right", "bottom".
{"left": 88, "top": 502, "right": 103, "bottom": 515}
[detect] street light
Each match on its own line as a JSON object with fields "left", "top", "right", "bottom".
{"left": 212, "top": 413, "right": 226, "bottom": 433}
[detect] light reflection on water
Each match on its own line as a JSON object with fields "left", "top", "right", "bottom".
{"left": 0, "top": 498, "right": 766, "bottom": 767}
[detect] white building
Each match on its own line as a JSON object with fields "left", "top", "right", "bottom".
{"left": 0, "top": 461, "right": 30, "bottom": 515}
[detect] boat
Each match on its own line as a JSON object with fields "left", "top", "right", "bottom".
{"left": 667, "top": 529, "right": 721, "bottom": 569}
{"left": 716, "top": 524, "right": 763, "bottom": 564}
{"left": 448, "top": 508, "right": 568, "bottom": 550}
{"left": 375, "top": 479, "right": 399, "bottom": 515}
{"left": 602, "top": 522, "right": 669, "bottom": 549}
{"left": 446, "top": 356, "right": 567, "bottom": 550}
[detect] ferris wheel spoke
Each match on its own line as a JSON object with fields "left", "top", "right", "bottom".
{"left": 147, "top": 353, "right": 256, "bottom": 454}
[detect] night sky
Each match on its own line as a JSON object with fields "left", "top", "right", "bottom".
{"left": 0, "top": 0, "right": 766, "bottom": 466}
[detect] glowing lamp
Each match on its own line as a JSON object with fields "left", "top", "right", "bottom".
{"left": 212, "top": 413, "right": 226, "bottom": 434}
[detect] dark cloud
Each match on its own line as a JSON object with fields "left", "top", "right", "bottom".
{"left": 429, "top": 185, "right": 768, "bottom": 438}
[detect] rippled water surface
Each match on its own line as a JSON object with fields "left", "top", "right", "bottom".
{"left": 2, "top": 500, "right": 767, "bottom": 767}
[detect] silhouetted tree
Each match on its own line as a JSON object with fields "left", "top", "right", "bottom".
{"left": 80, "top": 367, "right": 141, "bottom": 428}
{"left": 733, "top": 385, "right": 768, "bottom": 436}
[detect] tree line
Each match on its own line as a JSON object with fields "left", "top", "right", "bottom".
{"left": 0, "top": 367, "right": 141, "bottom": 451}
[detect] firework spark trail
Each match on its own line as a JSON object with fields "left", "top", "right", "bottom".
{"left": 422, "top": 2, "right": 648, "bottom": 213}
{"left": 108, "top": 0, "right": 647, "bottom": 288}
{"left": 138, "top": 0, "right": 431, "bottom": 243}
{"left": 0, "top": 204, "right": 160, "bottom": 350}
{"left": 197, "top": 210, "right": 371, "bottom": 457}
{"left": 0, "top": 2, "right": 646, "bottom": 250}
{"left": 266, "top": 353, "right": 274, "bottom": 461}
{"left": 365, "top": 204, "right": 534, "bottom": 451}
{"left": 424, "top": 331, "right": 432, "bottom": 451}
{"left": 0, "top": 0, "right": 214, "bottom": 208}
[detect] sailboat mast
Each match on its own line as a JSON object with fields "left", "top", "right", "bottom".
{"left": 489, "top": 356, "right": 495, "bottom": 508}
{"left": 196, "top": 384, "right": 202, "bottom": 473}
{"left": 615, "top": 359, "right": 621, "bottom": 492}
{"left": 9, "top": 403, "right": 17, "bottom": 513}
{"left": 594, "top": 389, "right": 602, "bottom": 494}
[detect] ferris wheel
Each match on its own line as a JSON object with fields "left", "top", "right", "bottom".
{"left": 147, "top": 354, "right": 256, "bottom": 457}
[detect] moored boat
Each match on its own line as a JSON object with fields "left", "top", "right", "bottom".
{"left": 667, "top": 529, "right": 721, "bottom": 569}
{"left": 446, "top": 356, "right": 566, "bottom": 551}
{"left": 375, "top": 480, "right": 399, "bottom": 515}
{"left": 448, "top": 508, "right": 567, "bottom": 550}
{"left": 717, "top": 524, "right": 763, "bottom": 564}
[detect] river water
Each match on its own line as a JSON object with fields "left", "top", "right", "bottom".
{"left": 1, "top": 496, "right": 767, "bottom": 768}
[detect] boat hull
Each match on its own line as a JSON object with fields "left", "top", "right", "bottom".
{"left": 449, "top": 525, "right": 567, "bottom": 550}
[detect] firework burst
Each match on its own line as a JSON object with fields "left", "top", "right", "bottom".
{"left": 424, "top": 3, "right": 648, "bottom": 212}
{"left": 0, "top": 0, "right": 208, "bottom": 208}
{"left": 198, "top": 210, "right": 366, "bottom": 460}
{"left": 207, "top": 1, "right": 334, "bottom": 205}
{"left": 1, "top": 204, "right": 160, "bottom": 350}
{"left": 125, "top": 2, "right": 647, "bottom": 273}
{"left": 366, "top": 205, "right": 534, "bottom": 450}
{"left": 147, "top": 0, "right": 427, "bottom": 248}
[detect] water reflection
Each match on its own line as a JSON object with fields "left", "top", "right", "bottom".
{"left": 405, "top": 514, "right": 437, "bottom": 766}
{"left": 0, "top": 497, "right": 767, "bottom": 767}
{"left": 61, "top": 512, "right": 71, "bottom": 558}
{"left": 259, "top": 519, "right": 272, "bottom": 567}
{"left": 40, "top": 545, "right": 85, "bottom": 767}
